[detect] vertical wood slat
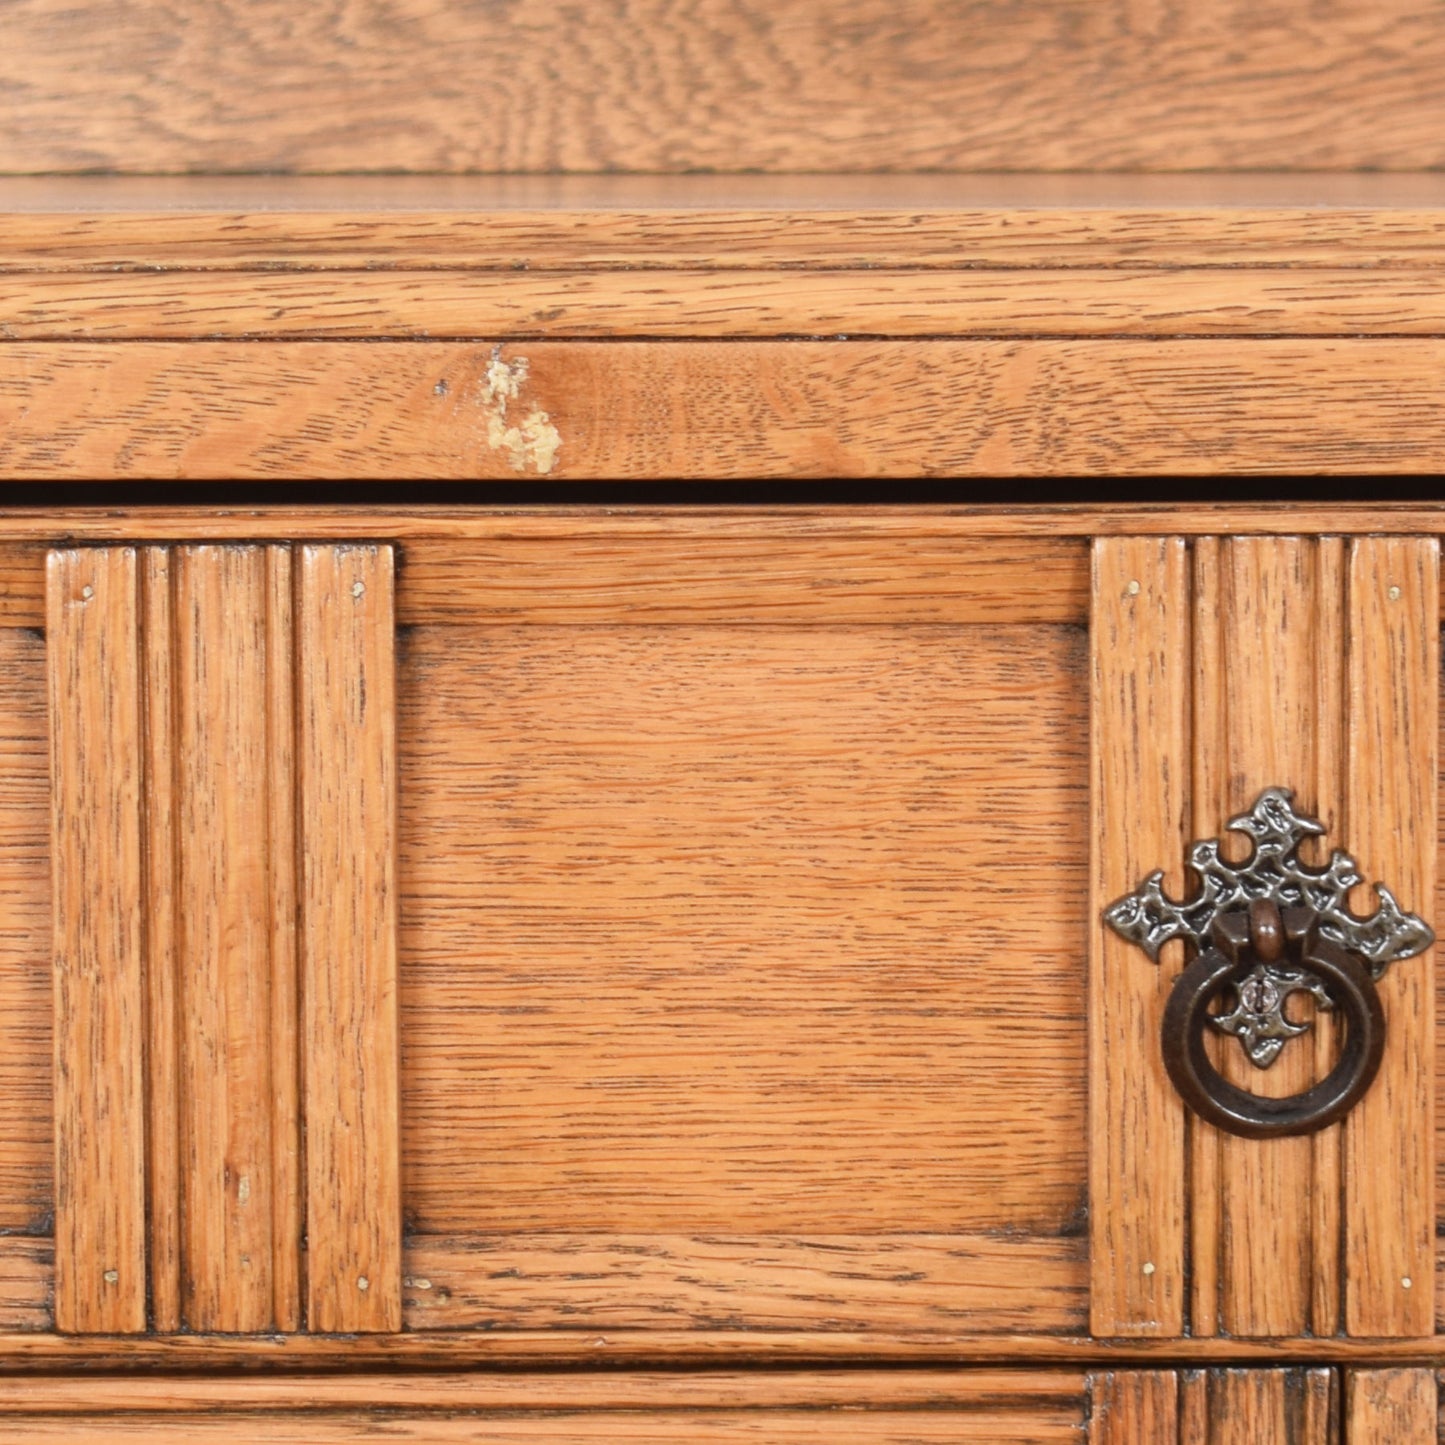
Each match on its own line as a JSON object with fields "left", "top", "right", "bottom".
{"left": 1200, "top": 1369, "right": 1334, "bottom": 1445}
{"left": 1345, "top": 1369, "right": 1437, "bottom": 1444}
{"left": 1187, "top": 540, "right": 1223, "bottom": 1340}
{"left": 1202, "top": 539, "right": 1333, "bottom": 1337}
{"left": 48, "top": 547, "right": 148, "bottom": 1333}
{"left": 140, "top": 547, "right": 180, "bottom": 1334}
{"left": 1310, "top": 538, "right": 1347, "bottom": 1341}
{"left": 1089, "top": 537, "right": 1189, "bottom": 1336}
{"left": 1090, "top": 1370, "right": 1179, "bottom": 1445}
{"left": 298, "top": 544, "right": 400, "bottom": 1333}
{"left": 173, "top": 546, "right": 298, "bottom": 1333}
{"left": 1344, "top": 538, "right": 1438, "bottom": 1337}
{"left": 266, "top": 547, "right": 302, "bottom": 1335}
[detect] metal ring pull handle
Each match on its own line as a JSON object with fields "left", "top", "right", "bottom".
{"left": 1161, "top": 900, "right": 1384, "bottom": 1138}
{"left": 1105, "top": 789, "right": 1432, "bottom": 1140}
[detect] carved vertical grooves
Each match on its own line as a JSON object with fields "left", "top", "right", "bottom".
{"left": 140, "top": 547, "right": 180, "bottom": 1334}
{"left": 1097, "top": 533, "right": 1436, "bottom": 1340}
{"left": 47, "top": 541, "right": 399, "bottom": 1335}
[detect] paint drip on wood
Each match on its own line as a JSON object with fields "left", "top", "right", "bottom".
{"left": 478, "top": 350, "right": 562, "bottom": 475}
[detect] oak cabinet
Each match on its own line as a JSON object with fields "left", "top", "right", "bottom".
{"left": 0, "top": 508, "right": 1439, "bottom": 1441}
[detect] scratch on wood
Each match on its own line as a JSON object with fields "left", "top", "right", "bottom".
{"left": 478, "top": 349, "right": 561, "bottom": 475}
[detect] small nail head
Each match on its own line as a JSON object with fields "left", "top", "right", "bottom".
{"left": 357, "top": 1275, "right": 370, "bottom": 1291}
{"left": 1403, "top": 1276, "right": 1413, "bottom": 1289}
{"left": 1388, "top": 585, "right": 1403, "bottom": 601}
{"left": 1125, "top": 580, "right": 1141, "bottom": 597}
{"left": 352, "top": 580, "right": 365, "bottom": 599}
{"left": 1141, "top": 1261, "right": 1156, "bottom": 1276}
{"left": 80, "top": 585, "right": 94, "bottom": 601}
{"left": 102, "top": 1269, "right": 118, "bottom": 1284}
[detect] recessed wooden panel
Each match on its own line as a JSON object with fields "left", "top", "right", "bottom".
{"left": 398, "top": 613, "right": 1087, "bottom": 1331}
{"left": 0, "top": 627, "right": 52, "bottom": 1239}
{"left": 1, "top": 2, "right": 1443, "bottom": 173}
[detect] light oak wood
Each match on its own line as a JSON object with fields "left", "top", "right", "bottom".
{"left": 1186, "top": 1369, "right": 1334, "bottom": 1445}
{"left": 402, "top": 1235, "right": 1085, "bottom": 1334}
{"left": 172, "top": 546, "right": 298, "bottom": 1334}
{"left": 1089, "top": 538, "right": 1189, "bottom": 1336}
{"left": 398, "top": 620, "right": 1086, "bottom": 1321}
{"left": 13, "top": 341, "right": 1445, "bottom": 479}
{"left": 7, "top": 504, "right": 1445, "bottom": 544}
{"left": 1090, "top": 1370, "right": 1178, "bottom": 1445}
{"left": 403, "top": 536, "right": 1087, "bottom": 626}
{"left": 1347, "top": 1368, "right": 1436, "bottom": 1443}
{"left": 13, "top": 267, "right": 1445, "bottom": 339}
{"left": 264, "top": 547, "right": 302, "bottom": 1335}
{"left": 8, "top": 176, "right": 1445, "bottom": 270}
{"left": 0, "top": 1239, "right": 51, "bottom": 1333}
{"left": 0, "top": 1413, "right": 1086, "bottom": 1442}
{"left": 0, "top": 625, "right": 51, "bottom": 1244}
{"left": 0, "top": 1325, "right": 1441, "bottom": 1365}
{"left": 141, "top": 549, "right": 180, "bottom": 1334}
{"left": 47, "top": 547, "right": 147, "bottom": 1334}
{"left": 0, "top": 1369, "right": 1087, "bottom": 1411}
{"left": 2, "top": 5, "right": 1445, "bottom": 173}
{"left": 1344, "top": 539, "right": 1438, "bottom": 1337}
{"left": 1195, "top": 539, "right": 1335, "bottom": 1338}
{"left": 298, "top": 544, "right": 400, "bottom": 1333}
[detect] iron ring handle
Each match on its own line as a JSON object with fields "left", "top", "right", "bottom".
{"left": 1160, "top": 912, "right": 1385, "bottom": 1139}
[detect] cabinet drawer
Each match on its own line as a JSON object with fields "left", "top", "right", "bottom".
{"left": 0, "top": 505, "right": 1441, "bottom": 1368}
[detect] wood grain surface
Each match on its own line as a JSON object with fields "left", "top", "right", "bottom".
{"left": 403, "top": 536, "right": 1087, "bottom": 627}
{"left": 298, "top": 545, "right": 400, "bottom": 1333}
{"left": 15, "top": 268, "right": 1445, "bottom": 340}
{"left": 0, "top": 1239, "right": 52, "bottom": 1333}
{"left": 402, "top": 1235, "right": 1085, "bottom": 1334}
{"left": 0, "top": 626, "right": 51, "bottom": 1244}
{"left": 170, "top": 546, "right": 300, "bottom": 1334}
{"left": 1089, "top": 538, "right": 1189, "bottom": 1336}
{"left": 140, "top": 550, "right": 180, "bottom": 1334}
{"left": 1090, "top": 1370, "right": 1178, "bottom": 1444}
{"left": 47, "top": 547, "right": 147, "bottom": 1334}
{"left": 1182, "top": 1369, "right": 1334, "bottom": 1445}
{"left": 6, "top": 505, "right": 1445, "bottom": 544}
{"left": 0, "top": 1412, "right": 1086, "bottom": 1442}
{"left": 398, "top": 615, "right": 1087, "bottom": 1331}
{"left": 1343, "top": 539, "right": 1438, "bottom": 1338}
{"left": 13, "top": 340, "right": 1445, "bottom": 479}
{"left": 7, "top": 176, "right": 1445, "bottom": 271}
{"left": 1349, "top": 1368, "right": 1437, "bottom": 1443}
{"left": 2, "top": 3, "right": 1445, "bottom": 173}
{"left": 1193, "top": 539, "right": 1337, "bottom": 1339}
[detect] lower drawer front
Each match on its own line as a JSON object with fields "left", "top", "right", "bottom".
{"left": 5, "top": 1368, "right": 1430, "bottom": 1442}
{"left": 0, "top": 1372, "right": 1090, "bottom": 1443}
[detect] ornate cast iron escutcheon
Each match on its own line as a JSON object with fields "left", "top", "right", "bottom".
{"left": 1105, "top": 788, "right": 1433, "bottom": 1139}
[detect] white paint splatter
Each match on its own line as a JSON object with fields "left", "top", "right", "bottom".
{"left": 477, "top": 349, "right": 562, "bottom": 475}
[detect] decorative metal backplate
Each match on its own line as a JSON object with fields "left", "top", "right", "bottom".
{"left": 1105, "top": 788, "right": 1433, "bottom": 1069}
